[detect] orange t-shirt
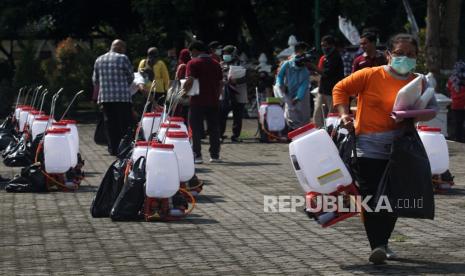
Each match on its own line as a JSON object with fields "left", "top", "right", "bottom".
{"left": 332, "top": 66, "right": 415, "bottom": 135}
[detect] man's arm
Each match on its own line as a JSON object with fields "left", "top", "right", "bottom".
{"left": 92, "top": 59, "right": 99, "bottom": 85}
{"left": 124, "top": 56, "right": 134, "bottom": 84}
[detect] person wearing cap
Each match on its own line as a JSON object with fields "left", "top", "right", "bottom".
{"left": 183, "top": 40, "right": 223, "bottom": 164}
{"left": 92, "top": 39, "right": 134, "bottom": 155}
{"left": 138, "top": 47, "right": 170, "bottom": 103}
{"left": 208, "top": 41, "right": 222, "bottom": 63}
{"left": 220, "top": 45, "right": 248, "bottom": 143}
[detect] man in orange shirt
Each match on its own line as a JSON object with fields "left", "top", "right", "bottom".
{"left": 333, "top": 33, "right": 437, "bottom": 264}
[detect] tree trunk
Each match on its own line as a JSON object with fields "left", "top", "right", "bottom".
{"left": 440, "top": 0, "right": 462, "bottom": 72}
{"left": 426, "top": 0, "right": 462, "bottom": 76}
{"left": 425, "top": 0, "right": 441, "bottom": 76}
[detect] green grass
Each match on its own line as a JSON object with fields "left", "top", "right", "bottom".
{"left": 391, "top": 234, "right": 408, "bottom": 243}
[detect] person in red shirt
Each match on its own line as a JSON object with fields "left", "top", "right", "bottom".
{"left": 183, "top": 41, "right": 223, "bottom": 163}
{"left": 175, "top": 48, "right": 191, "bottom": 80}
{"left": 352, "top": 32, "right": 387, "bottom": 73}
{"left": 447, "top": 61, "right": 465, "bottom": 142}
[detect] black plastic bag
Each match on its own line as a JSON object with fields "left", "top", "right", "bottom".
{"left": 3, "top": 140, "right": 33, "bottom": 167}
{"left": 90, "top": 158, "right": 128, "bottom": 217}
{"left": 0, "top": 132, "right": 16, "bottom": 151}
{"left": 117, "top": 128, "right": 135, "bottom": 159}
{"left": 94, "top": 112, "right": 108, "bottom": 145}
{"left": 5, "top": 163, "right": 47, "bottom": 193}
{"left": 0, "top": 116, "right": 14, "bottom": 131}
{"left": 373, "top": 124, "right": 434, "bottom": 219}
{"left": 110, "top": 157, "right": 146, "bottom": 221}
{"left": 336, "top": 128, "right": 358, "bottom": 180}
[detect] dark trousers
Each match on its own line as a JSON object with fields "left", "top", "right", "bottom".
{"left": 189, "top": 106, "right": 220, "bottom": 159}
{"left": 453, "top": 109, "right": 465, "bottom": 142}
{"left": 220, "top": 101, "right": 245, "bottom": 139}
{"left": 355, "top": 157, "right": 398, "bottom": 250}
{"left": 102, "top": 102, "right": 133, "bottom": 155}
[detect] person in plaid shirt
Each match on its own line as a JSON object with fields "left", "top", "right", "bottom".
{"left": 92, "top": 39, "right": 134, "bottom": 155}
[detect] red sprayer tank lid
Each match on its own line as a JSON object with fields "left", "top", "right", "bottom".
{"left": 143, "top": 112, "right": 162, "bottom": 117}
{"left": 421, "top": 127, "right": 441, "bottom": 132}
{"left": 166, "top": 131, "right": 188, "bottom": 139}
{"left": 135, "top": 141, "right": 150, "bottom": 147}
{"left": 168, "top": 117, "right": 185, "bottom": 123}
{"left": 150, "top": 142, "right": 174, "bottom": 149}
{"left": 160, "top": 123, "right": 181, "bottom": 128}
{"left": 46, "top": 128, "right": 70, "bottom": 134}
{"left": 35, "top": 116, "right": 52, "bottom": 121}
{"left": 60, "top": 119, "right": 77, "bottom": 125}
{"left": 288, "top": 123, "right": 316, "bottom": 140}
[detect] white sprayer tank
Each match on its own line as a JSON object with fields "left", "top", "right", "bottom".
{"left": 27, "top": 111, "right": 45, "bottom": 129}
{"left": 418, "top": 127, "right": 449, "bottom": 174}
{"left": 131, "top": 141, "right": 150, "bottom": 163}
{"left": 157, "top": 123, "right": 181, "bottom": 142}
{"left": 19, "top": 107, "right": 34, "bottom": 132}
{"left": 166, "top": 117, "right": 188, "bottom": 133}
{"left": 49, "top": 123, "right": 77, "bottom": 167}
{"left": 60, "top": 120, "right": 79, "bottom": 154}
{"left": 288, "top": 123, "right": 352, "bottom": 194}
{"left": 146, "top": 143, "right": 180, "bottom": 198}
{"left": 259, "top": 103, "right": 285, "bottom": 131}
{"left": 15, "top": 105, "right": 31, "bottom": 121}
{"left": 165, "top": 131, "right": 195, "bottom": 182}
{"left": 141, "top": 112, "right": 162, "bottom": 141}
{"left": 44, "top": 128, "right": 74, "bottom": 173}
{"left": 31, "top": 116, "right": 54, "bottom": 140}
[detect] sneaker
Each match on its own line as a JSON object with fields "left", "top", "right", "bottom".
{"left": 194, "top": 156, "right": 203, "bottom": 164}
{"left": 385, "top": 246, "right": 397, "bottom": 259}
{"left": 209, "top": 157, "right": 222, "bottom": 163}
{"left": 369, "top": 246, "right": 387, "bottom": 265}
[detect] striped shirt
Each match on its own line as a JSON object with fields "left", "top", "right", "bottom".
{"left": 92, "top": 51, "right": 134, "bottom": 103}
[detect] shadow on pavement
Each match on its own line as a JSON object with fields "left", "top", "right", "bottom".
{"left": 220, "top": 161, "right": 281, "bottom": 166}
{"left": 195, "top": 194, "right": 225, "bottom": 203}
{"left": 341, "top": 258, "right": 465, "bottom": 275}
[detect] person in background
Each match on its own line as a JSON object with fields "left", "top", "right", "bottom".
{"left": 167, "top": 47, "right": 178, "bottom": 79}
{"left": 219, "top": 45, "right": 248, "bottom": 143}
{"left": 275, "top": 42, "right": 311, "bottom": 131}
{"left": 92, "top": 39, "right": 134, "bottom": 155}
{"left": 175, "top": 48, "right": 191, "bottom": 80}
{"left": 175, "top": 48, "right": 192, "bottom": 125}
{"left": 183, "top": 40, "right": 223, "bottom": 164}
{"left": 333, "top": 33, "right": 438, "bottom": 264}
{"left": 447, "top": 61, "right": 465, "bottom": 142}
{"left": 337, "top": 41, "right": 355, "bottom": 77}
{"left": 138, "top": 47, "right": 170, "bottom": 104}
{"left": 208, "top": 41, "right": 222, "bottom": 63}
{"left": 312, "top": 35, "right": 344, "bottom": 128}
{"left": 352, "top": 32, "right": 387, "bottom": 73}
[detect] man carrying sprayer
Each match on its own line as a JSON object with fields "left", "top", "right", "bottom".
{"left": 276, "top": 42, "right": 312, "bottom": 132}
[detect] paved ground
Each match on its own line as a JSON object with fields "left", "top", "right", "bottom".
{"left": 1, "top": 119, "right": 465, "bottom": 275}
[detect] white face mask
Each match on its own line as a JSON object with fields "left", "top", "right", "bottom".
{"left": 215, "top": 49, "right": 222, "bottom": 56}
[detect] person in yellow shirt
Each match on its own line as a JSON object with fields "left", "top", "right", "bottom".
{"left": 138, "top": 47, "right": 170, "bottom": 103}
